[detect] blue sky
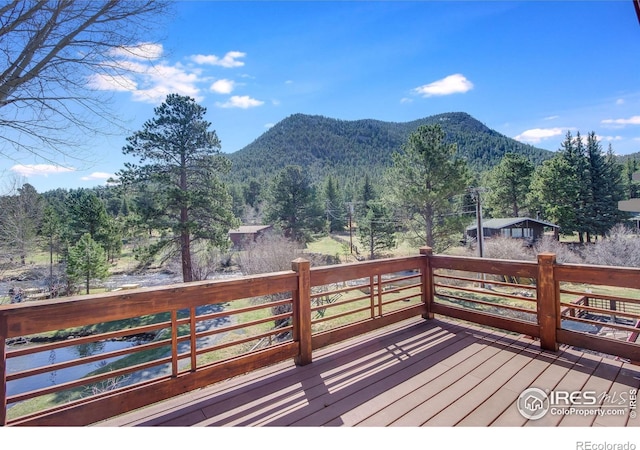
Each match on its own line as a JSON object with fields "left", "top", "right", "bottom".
{"left": 4, "top": 0, "right": 640, "bottom": 193}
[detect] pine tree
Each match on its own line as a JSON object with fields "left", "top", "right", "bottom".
{"left": 323, "top": 175, "right": 346, "bottom": 232}
{"left": 264, "top": 165, "right": 325, "bottom": 242}
{"left": 115, "top": 94, "right": 239, "bottom": 282}
{"left": 385, "top": 124, "right": 470, "bottom": 250}
{"left": 357, "top": 200, "right": 397, "bottom": 259}
{"left": 528, "top": 156, "right": 579, "bottom": 237}
{"left": 66, "top": 233, "right": 109, "bottom": 295}
{"left": 484, "top": 153, "right": 534, "bottom": 217}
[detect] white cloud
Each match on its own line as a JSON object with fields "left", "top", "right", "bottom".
{"left": 87, "top": 73, "right": 137, "bottom": 91}
{"left": 264, "top": 123, "right": 275, "bottom": 129}
{"left": 111, "top": 43, "right": 164, "bottom": 60}
{"left": 210, "top": 79, "right": 235, "bottom": 94}
{"left": 514, "top": 128, "right": 564, "bottom": 144}
{"left": 601, "top": 116, "right": 640, "bottom": 126}
{"left": 216, "top": 95, "right": 264, "bottom": 109}
{"left": 413, "top": 74, "right": 473, "bottom": 97}
{"left": 597, "top": 135, "right": 623, "bottom": 142}
{"left": 10, "top": 164, "right": 75, "bottom": 177}
{"left": 400, "top": 97, "right": 413, "bottom": 104}
{"left": 90, "top": 45, "right": 213, "bottom": 104}
{"left": 81, "top": 172, "right": 115, "bottom": 182}
{"left": 191, "top": 51, "right": 246, "bottom": 68}
{"left": 543, "top": 115, "right": 559, "bottom": 121}
{"left": 616, "top": 98, "right": 625, "bottom": 105}
{"left": 131, "top": 63, "right": 202, "bottom": 103}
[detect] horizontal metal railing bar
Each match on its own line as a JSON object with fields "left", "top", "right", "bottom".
{"left": 379, "top": 273, "right": 421, "bottom": 285}
{"left": 193, "top": 297, "right": 293, "bottom": 322}
{"left": 192, "top": 327, "right": 294, "bottom": 358}
{"left": 435, "top": 292, "right": 536, "bottom": 315}
{"left": 194, "top": 312, "right": 293, "bottom": 341}
{"left": 434, "top": 272, "right": 537, "bottom": 291}
{"left": 310, "top": 256, "right": 425, "bottom": 286}
{"left": 310, "top": 281, "right": 371, "bottom": 298}
{"left": 7, "top": 354, "right": 173, "bottom": 404}
{"left": 561, "top": 315, "right": 640, "bottom": 335}
{"left": 559, "top": 302, "right": 640, "bottom": 321}
{"left": 311, "top": 305, "right": 372, "bottom": 325}
{"left": 309, "top": 292, "right": 371, "bottom": 313}
{"left": 379, "top": 282, "right": 422, "bottom": 296}
{"left": 430, "top": 255, "right": 538, "bottom": 278}
{"left": 380, "top": 293, "right": 422, "bottom": 306}
{"left": 434, "top": 282, "right": 538, "bottom": 304}
{"left": 6, "top": 320, "right": 172, "bottom": 358}
{"left": 6, "top": 339, "right": 170, "bottom": 382}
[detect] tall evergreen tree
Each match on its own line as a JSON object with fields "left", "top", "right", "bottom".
{"left": 66, "top": 233, "right": 109, "bottom": 295}
{"left": 584, "top": 132, "right": 608, "bottom": 240}
{"left": 559, "top": 131, "right": 590, "bottom": 242}
{"left": 323, "top": 175, "right": 346, "bottom": 232}
{"left": 528, "top": 156, "right": 579, "bottom": 236}
{"left": 40, "top": 205, "right": 61, "bottom": 280}
{"left": 484, "top": 153, "right": 534, "bottom": 218}
{"left": 622, "top": 157, "right": 640, "bottom": 200}
{"left": 601, "top": 143, "right": 627, "bottom": 233}
{"left": 115, "top": 94, "right": 239, "bottom": 282}
{"left": 264, "top": 165, "right": 325, "bottom": 242}
{"left": 385, "top": 124, "right": 470, "bottom": 250}
{"left": 356, "top": 179, "right": 396, "bottom": 259}
{"left": 66, "top": 189, "right": 109, "bottom": 242}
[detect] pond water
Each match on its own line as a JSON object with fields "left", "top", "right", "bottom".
{"left": 6, "top": 340, "right": 138, "bottom": 401}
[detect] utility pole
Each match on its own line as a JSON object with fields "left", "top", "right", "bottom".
{"left": 347, "top": 202, "right": 354, "bottom": 254}
{"left": 469, "top": 187, "right": 486, "bottom": 258}
{"left": 470, "top": 187, "right": 487, "bottom": 288}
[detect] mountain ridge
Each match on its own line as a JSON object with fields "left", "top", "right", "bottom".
{"left": 225, "top": 112, "right": 554, "bottom": 188}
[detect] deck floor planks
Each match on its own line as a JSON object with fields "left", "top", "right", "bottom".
{"left": 388, "top": 334, "right": 529, "bottom": 426}
{"left": 208, "top": 325, "right": 460, "bottom": 426}
{"left": 300, "top": 326, "right": 507, "bottom": 427}
{"left": 524, "top": 350, "right": 602, "bottom": 427}
{"left": 92, "top": 317, "right": 640, "bottom": 428}
{"left": 453, "top": 343, "right": 559, "bottom": 426}
{"left": 268, "top": 328, "right": 472, "bottom": 426}
{"left": 423, "top": 335, "right": 541, "bottom": 426}
{"left": 491, "top": 348, "right": 582, "bottom": 426}
{"left": 557, "top": 353, "right": 620, "bottom": 427}
{"left": 357, "top": 330, "right": 511, "bottom": 426}
{"left": 593, "top": 362, "right": 640, "bottom": 427}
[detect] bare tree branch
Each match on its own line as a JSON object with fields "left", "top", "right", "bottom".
{"left": 0, "top": 0, "right": 170, "bottom": 163}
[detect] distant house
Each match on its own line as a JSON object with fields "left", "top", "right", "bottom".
{"left": 228, "top": 225, "right": 273, "bottom": 248}
{"left": 465, "top": 217, "right": 559, "bottom": 243}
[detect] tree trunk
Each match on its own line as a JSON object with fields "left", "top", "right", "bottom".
{"left": 180, "top": 231, "right": 193, "bottom": 283}
{"left": 180, "top": 156, "right": 192, "bottom": 283}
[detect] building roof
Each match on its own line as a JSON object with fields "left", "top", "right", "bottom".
{"left": 466, "top": 217, "right": 559, "bottom": 232}
{"left": 228, "top": 225, "right": 272, "bottom": 234}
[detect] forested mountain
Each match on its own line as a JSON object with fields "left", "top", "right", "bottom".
{"left": 225, "top": 112, "right": 553, "bottom": 188}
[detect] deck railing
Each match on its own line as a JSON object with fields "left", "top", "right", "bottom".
{"left": 1, "top": 248, "right": 639, "bottom": 426}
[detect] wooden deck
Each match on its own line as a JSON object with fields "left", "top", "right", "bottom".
{"left": 94, "top": 317, "right": 640, "bottom": 427}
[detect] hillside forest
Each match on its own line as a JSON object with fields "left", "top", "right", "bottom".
{"left": 2, "top": 94, "right": 640, "bottom": 299}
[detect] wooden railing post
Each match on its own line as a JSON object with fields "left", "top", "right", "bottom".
{"left": 420, "top": 247, "right": 434, "bottom": 320}
{"left": 0, "top": 314, "right": 7, "bottom": 426}
{"left": 537, "top": 252, "right": 558, "bottom": 352}
{"left": 292, "top": 258, "right": 312, "bottom": 366}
